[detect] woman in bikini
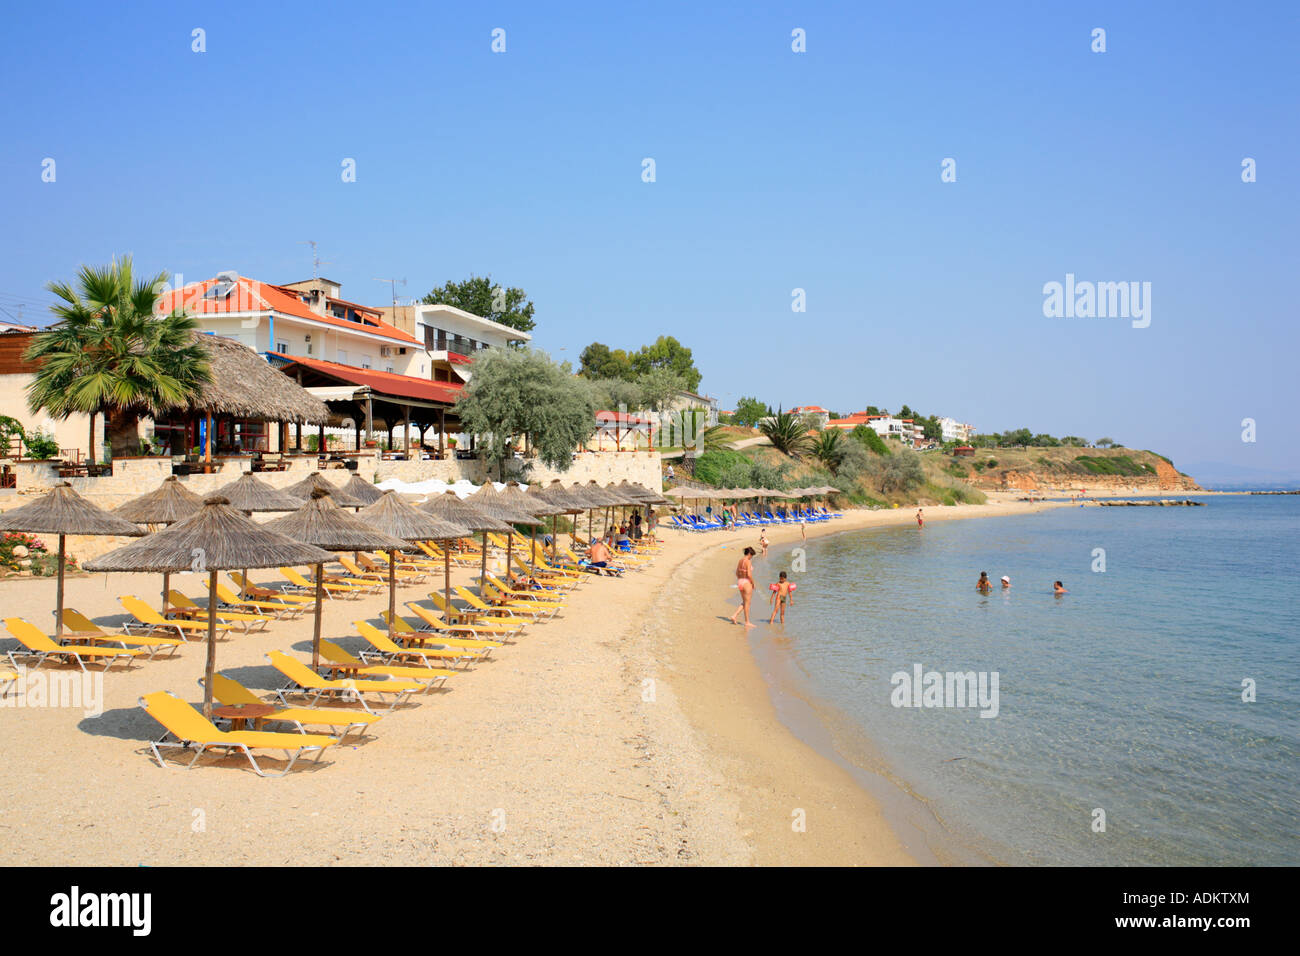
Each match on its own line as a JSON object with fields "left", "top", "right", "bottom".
{"left": 729, "top": 547, "right": 758, "bottom": 628}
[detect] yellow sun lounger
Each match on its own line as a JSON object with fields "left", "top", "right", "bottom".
{"left": 279, "top": 567, "right": 366, "bottom": 600}
{"left": 416, "top": 541, "right": 476, "bottom": 567}
{"left": 510, "top": 553, "right": 582, "bottom": 582}
{"left": 335, "top": 556, "right": 387, "bottom": 583}
{"left": 139, "top": 691, "right": 337, "bottom": 777}
{"left": 213, "top": 583, "right": 305, "bottom": 619}
{"left": 266, "top": 650, "right": 422, "bottom": 715}
{"left": 428, "top": 591, "right": 528, "bottom": 636}
{"left": 166, "top": 590, "right": 271, "bottom": 633}
{"left": 453, "top": 586, "right": 541, "bottom": 621}
{"left": 0, "top": 668, "right": 17, "bottom": 697}
{"left": 228, "top": 572, "right": 317, "bottom": 606}
{"left": 393, "top": 607, "right": 504, "bottom": 652}
{"left": 5, "top": 618, "right": 144, "bottom": 672}
{"left": 203, "top": 672, "right": 379, "bottom": 741}
{"left": 120, "top": 596, "right": 231, "bottom": 641}
{"left": 362, "top": 552, "right": 430, "bottom": 582}
{"left": 479, "top": 582, "right": 562, "bottom": 619}
{"left": 61, "top": 609, "right": 185, "bottom": 659}
{"left": 355, "top": 621, "right": 478, "bottom": 670}
{"left": 483, "top": 572, "right": 568, "bottom": 605}
{"left": 318, "top": 640, "right": 454, "bottom": 691}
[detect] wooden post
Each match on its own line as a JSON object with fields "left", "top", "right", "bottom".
{"left": 402, "top": 405, "right": 410, "bottom": 458}
{"left": 479, "top": 531, "right": 489, "bottom": 588}
{"left": 55, "top": 534, "right": 66, "bottom": 638}
{"left": 438, "top": 409, "right": 445, "bottom": 457}
{"left": 295, "top": 421, "right": 302, "bottom": 452}
{"left": 387, "top": 549, "right": 398, "bottom": 642}
{"left": 312, "top": 565, "right": 324, "bottom": 669}
{"left": 203, "top": 570, "right": 218, "bottom": 718}
{"left": 318, "top": 422, "right": 325, "bottom": 459}
{"left": 87, "top": 412, "right": 96, "bottom": 466}
{"left": 365, "top": 394, "right": 374, "bottom": 447}
{"left": 204, "top": 412, "right": 214, "bottom": 468}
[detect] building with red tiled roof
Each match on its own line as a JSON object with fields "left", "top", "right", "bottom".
{"left": 157, "top": 273, "right": 428, "bottom": 379}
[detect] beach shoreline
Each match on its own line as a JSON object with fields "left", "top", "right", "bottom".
{"left": 0, "top": 494, "right": 1064, "bottom": 866}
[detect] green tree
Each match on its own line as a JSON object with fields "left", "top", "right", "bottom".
{"left": 422, "top": 275, "right": 536, "bottom": 343}
{"left": 921, "top": 416, "right": 942, "bottom": 442}
{"left": 25, "top": 256, "right": 211, "bottom": 459}
{"left": 454, "top": 349, "right": 595, "bottom": 478}
{"left": 630, "top": 336, "right": 702, "bottom": 392}
{"left": 1096, "top": 437, "right": 1116, "bottom": 448}
{"left": 759, "top": 407, "right": 813, "bottom": 459}
{"left": 864, "top": 405, "right": 881, "bottom": 415}
{"left": 851, "top": 424, "right": 892, "bottom": 456}
{"left": 636, "top": 366, "right": 686, "bottom": 415}
{"left": 578, "top": 342, "right": 635, "bottom": 380}
{"left": 811, "top": 430, "right": 846, "bottom": 471}
{"left": 1060, "top": 435, "right": 1088, "bottom": 447}
{"left": 732, "top": 396, "right": 768, "bottom": 427}
{"left": 880, "top": 450, "right": 925, "bottom": 494}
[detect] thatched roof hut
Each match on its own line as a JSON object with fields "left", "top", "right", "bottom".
{"left": 210, "top": 472, "right": 301, "bottom": 513}
{"left": 498, "top": 481, "right": 560, "bottom": 517}
{"left": 282, "top": 472, "right": 363, "bottom": 507}
{"left": 113, "top": 476, "right": 204, "bottom": 525}
{"left": 189, "top": 333, "right": 329, "bottom": 424}
{"left": 580, "top": 480, "right": 625, "bottom": 508}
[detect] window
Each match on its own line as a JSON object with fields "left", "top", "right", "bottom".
{"left": 360, "top": 360, "right": 371, "bottom": 369}
{"left": 385, "top": 365, "right": 394, "bottom": 374}
{"left": 306, "top": 342, "right": 313, "bottom": 355}
{"left": 275, "top": 342, "right": 287, "bottom": 354}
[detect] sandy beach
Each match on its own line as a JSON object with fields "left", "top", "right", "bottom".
{"left": 0, "top": 494, "right": 1064, "bottom": 866}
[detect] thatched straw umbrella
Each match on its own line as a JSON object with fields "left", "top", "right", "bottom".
{"left": 578, "top": 480, "right": 623, "bottom": 545}
{"left": 468, "top": 483, "right": 543, "bottom": 585}
{"left": 0, "top": 483, "right": 146, "bottom": 638}
{"left": 210, "top": 472, "right": 301, "bottom": 513}
{"left": 419, "top": 490, "right": 513, "bottom": 592}
{"left": 342, "top": 474, "right": 385, "bottom": 510}
{"left": 113, "top": 476, "right": 204, "bottom": 612}
{"left": 526, "top": 482, "right": 584, "bottom": 563}
{"left": 283, "top": 472, "right": 363, "bottom": 508}
{"left": 209, "top": 472, "right": 301, "bottom": 599}
{"left": 84, "top": 497, "right": 334, "bottom": 716}
{"left": 497, "top": 481, "right": 561, "bottom": 575}
{"left": 358, "top": 491, "right": 470, "bottom": 631}
{"left": 264, "top": 490, "right": 408, "bottom": 668}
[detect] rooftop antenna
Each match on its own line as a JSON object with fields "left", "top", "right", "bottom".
{"left": 373, "top": 277, "right": 407, "bottom": 309}
{"left": 299, "top": 240, "right": 333, "bottom": 279}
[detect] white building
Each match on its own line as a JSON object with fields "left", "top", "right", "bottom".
{"left": 791, "top": 405, "right": 832, "bottom": 429}
{"left": 938, "top": 417, "right": 975, "bottom": 443}
{"left": 383, "top": 302, "right": 531, "bottom": 386}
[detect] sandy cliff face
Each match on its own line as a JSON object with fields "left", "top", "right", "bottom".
{"left": 972, "top": 462, "right": 1201, "bottom": 494}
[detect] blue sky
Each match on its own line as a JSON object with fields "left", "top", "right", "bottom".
{"left": 1, "top": 1, "right": 1296, "bottom": 480}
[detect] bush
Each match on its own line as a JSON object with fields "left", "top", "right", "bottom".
{"left": 851, "top": 425, "right": 891, "bottom": 456}
{"left": 693, "top": 449, "right": 750, "bottom": 485}
{"left": 24, "top": 430, "right": 60, "bottom": 460}
{"left": 880, "top": 450, "right": 925, "bottom": 494}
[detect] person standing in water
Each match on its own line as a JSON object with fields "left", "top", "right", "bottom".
{"left": 917, "top": 508, "right": 924, "bottom": 529}
{"left": 729, "top": 547, "right": 758, "bottom": 628}
{"left": 976, "top": 571, "right": 992, "bottom": 592}
{"left": 759, "top": 530, "right": 769, "bottom": 557}
{"left": 769, "top": 571, "right": 794, "bottom": 624}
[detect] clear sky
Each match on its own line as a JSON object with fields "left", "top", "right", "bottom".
{"left": 1, "top": 1, "right": 1296, "bottom": 480}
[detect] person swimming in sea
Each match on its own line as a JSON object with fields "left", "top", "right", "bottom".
{"left": 1054, "top": 580, "right": 1068, "bottom": 595}
{"left": 769, "top": 571, "right": 793, "bottom": 624}
{"left": 1001, "top": 575, "right": 1010, "bottom": 589}
{"left": 976, "top": 571, "right": 992, "bottom": 592}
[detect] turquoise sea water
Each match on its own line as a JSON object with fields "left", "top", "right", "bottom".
{"left": 758, "top": 497, "right": 1299, "bottom": 866}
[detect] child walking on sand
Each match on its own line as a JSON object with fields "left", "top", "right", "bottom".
{"left": 769, "top": 571, "right": 794, "bottom": 624}
{"left": 759, "top": 530, "right": 769, "bottom": 557}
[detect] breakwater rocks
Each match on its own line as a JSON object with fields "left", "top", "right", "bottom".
{"left": 1096, "top": 499, "right": 1205, "bottom": 507}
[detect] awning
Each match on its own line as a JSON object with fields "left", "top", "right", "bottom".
{"left": 277, "top": 356, "right": 463, "bottom": 409}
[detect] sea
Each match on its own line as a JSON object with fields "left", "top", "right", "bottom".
{"left": 753, "top": 495, "right": 1299, "bottom": 866}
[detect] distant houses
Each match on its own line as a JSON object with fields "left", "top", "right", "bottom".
{"left": 819, "top": 409, "right": 975, "bottom": 448}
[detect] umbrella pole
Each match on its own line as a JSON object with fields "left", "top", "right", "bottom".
{"left": 506, "top": 532, "right": 513, "bottom": 582}
{"left": 530, "top": 525, "right": 538, "bottom": 577}
{"left": 312, "top": 563, "right": 324, "bottom": 670}
{"left": 443, "top": 549, "right": 451, "bottom": 613}
{"left": 56, "top": 534, "right": 66, "bottom": 638}
{"left": 479, "top": 531, "right": 488, "bottom": 587}
{"left": 551, "top": 515, "right": 557, "bottom": 562}
{"left": 387, "top": 549, "right": 398, "bottom": 642}
{"left": 203, "top": 570, "right": 218, "bottom": 718}
{"left": 161, "top": 570, "right": 170, "bottom": 615}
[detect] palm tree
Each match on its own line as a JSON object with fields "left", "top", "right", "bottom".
{"left": 25, "top": 257, "right": 211, "bottom": 460}
{"left": 811, "top": 429, "right": 845, "bottom": 470}
{"left": 759, "top": 407, "right": 813, "bottom": 459}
